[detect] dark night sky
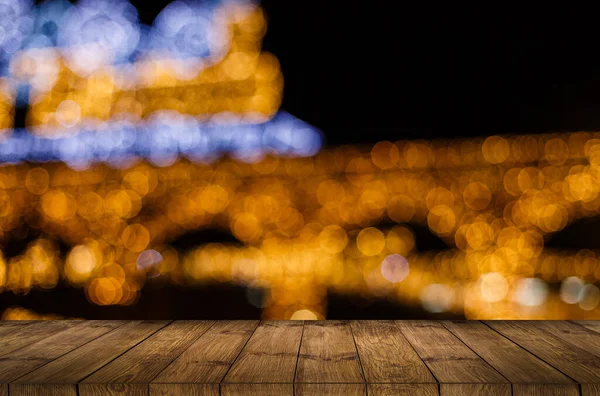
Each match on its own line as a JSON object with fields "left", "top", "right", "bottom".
{"left": 257, "top": 4, "right": 600, "bottom": 145}
{"left": 82, "top": 1, "right": 600, "bottom": 145}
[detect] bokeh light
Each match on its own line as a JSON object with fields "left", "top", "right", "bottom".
{"left": 380, "top": 254, "right": 409, "bottom": 283}
{"left": 0, "top": 0, "right": 34, "bottom": 63}
{"left": 0, "top": 0, "right": 600, "bottom": 322}
{"left": 58, "top": 0, "right": 141, "bottom": 76}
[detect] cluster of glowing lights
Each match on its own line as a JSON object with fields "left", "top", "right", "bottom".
{"left": 0, "top": 112, "right": 321, "bottom": 167}
{"left": 0, "top": 0, "right": 308, "bottom": 161}
{"left": 0, "top": 0, "right": 34, "bottom": 63}
{"left": 1, "top": 132, "right": 600, "bottom": 320}
{"left": 0, "top": 0, "right": 599, "bottom": 321}
{"left": 1, "top": 0, "right": 254, "bottom": 73}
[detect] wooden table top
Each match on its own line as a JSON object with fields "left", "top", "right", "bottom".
{"left": 0, "top": 320, "right": 599, "bottom": 395}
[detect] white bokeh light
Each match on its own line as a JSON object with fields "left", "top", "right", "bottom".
{"left": 478, "top": 272, "right": 508, "bottom": 303}
{"left": 420, "top": 284, "right": 454, "bottom": 313}
{"left": 579, "top": 284, "right": 600, "bottom": 311}
{"left": 514, "top": 278, "right": 549, "bottom": 307}
{"left": 380, "top": 254, "right": 409, "bottom": 283}
{"left": 559, "top": 276, "right": 585, "bottom": 304}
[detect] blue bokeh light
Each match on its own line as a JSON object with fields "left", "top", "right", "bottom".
{"left": 0, "top": 0, "right": 323, "bottom": 166}
{"left": 0, "top": 112, "right": 322, "bottom": 168}
{"left": 25, "top": 0, "right": 72, "bottom": 50}
{"left": 58, "top": 0, "right": 141, "bottom": 74}
{"left": 0, "top": 0, "right": 34, "bottom": 62}
{"left": 145, "top": 0, "right": 229, "bottom": 62}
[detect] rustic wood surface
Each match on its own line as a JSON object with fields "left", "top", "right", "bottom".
{"left": 0, "top": 320, "right": 598, "bottom": 395}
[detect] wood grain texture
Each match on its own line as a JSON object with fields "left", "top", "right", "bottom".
{"left": 512, "top": 384, "right": 580, "bottom": 396}
{"left": 535, "top": 320, "right": 600, "bottom": 358}
{"left": 153, "top": 320, "right": 258, "bottom": 384}
{"left": 10, "top": 384, "right": 77, "bottom": 396}
{"left": 15, "top": 320, "right": 168, "bottom": 384}
{"left": 351, "top": 321, "right": 434, "bottom": 384}
{"left": 367, "top": 384, "right": 438, "bottom": 396}
{"left": 440, "top": 384, "right": 511, "bottom": 396}
{"left": 397, "top": 320, "right": 507, "bottom": 385}
{"left": 0, "top": 320, "right": 598, "bottom": 393}
{"left": 79, "top": 383, "right": 147, "bottom": 396}
{"left": 221, "top": 384, "right": 293, "bottom": 396}
{"left": 0, "top": 322, "right": 36, "bottom": 339}
{"left": 0, "top": 321, "right": 122, "bottom": 383}
{"left": 486, "top": 320, "right": 600, "bottom": 383}
{"left": 574, "top": 320, "right": 600, "bottom": 335}
{"left": 295, "top": 383, "right": 365, "bottom": 396}
{"left": 0, "top": 321, "right": 80, "bottom": 357}
{"left": 295, "top": 321, "right": 363, "bottom": 383}
{"left": 582, "top": 384, "right": 600, "bottom": 396}
{"left": 442, "top": 321, "right": 573, "bottom": 384}
{"left": 82, "top": 321, "right": 214, "bottom": 384}
{"left": 223, "top": 321, "right": 303, "bottom": 384}
{"left": 149, "top": 384, "right": 219, "bottom": 395}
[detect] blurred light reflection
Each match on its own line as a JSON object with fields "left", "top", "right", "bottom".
{"left": 0, "top": 0, "right": 599, "bottom": 322}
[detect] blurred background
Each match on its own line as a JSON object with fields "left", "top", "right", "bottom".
{"left": 1, "top": 0, "right": 600, "bottom": 320}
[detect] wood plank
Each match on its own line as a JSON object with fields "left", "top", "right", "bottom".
{"left": 582, "top": 384, "right": 600, "bottom": 396}
{"left": 221, "top": 384, "right": 293, "bottom": 396}
{"left": 0, "top": 321, "right": 122, "bottom": 383}
{"left": 223, "top": 321, "right": 303, "bottom": 384}
{"left": 80, "top": 321, "right": 214, "bottom": 387}
{"left": 442, "top": 321, "right": 573, "bottom": 384}
{"left": 512, "top": 384, "right": 579, "bottom": 396}
{"left": 0, "top": 322, "right": 37, "bottom": 339}
{"left": 440, "top": 384, "right": 510, "bottom": 396}
{"left": 0, "top": 321, "right": 81, "bottom": 357}
{"left": 351, "top": 321, "right": 434, "bottom": 384}
{"left": 367, "top": 384, "right": 438, "bottom": 396}
{"left": 0, "top": 319, "right": 597, "bottom": 395}
{"left": 150, "top": 384, "right": 219, "bottom": 396}
{"left": 486, "top": 321, "right": 600, "bottom": 383}
{"left": 153, "top": 320, "right": 258, "bottom": 384}
{"left": 295, "top": 383, "right": 365, "bottom": 396}
{"left": 295, "top": 321, "right": 363, "bottom": 383}
{"left": 574, "top": 320, "right": 600, "bottom": 335}
{"left": 14, "top": 320, "right": 168, "bottom": 385}
{"left": 78, "top": 384, "right": 146, "bottom": 396}
{"left": 9, "top": 384, "right": 77, "bottom": 396}
{"left": 535, "top": 320, "right": 600, "bottom": 358}
{"left": 397, "top": 321, "right": 507, "bottom": 384}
